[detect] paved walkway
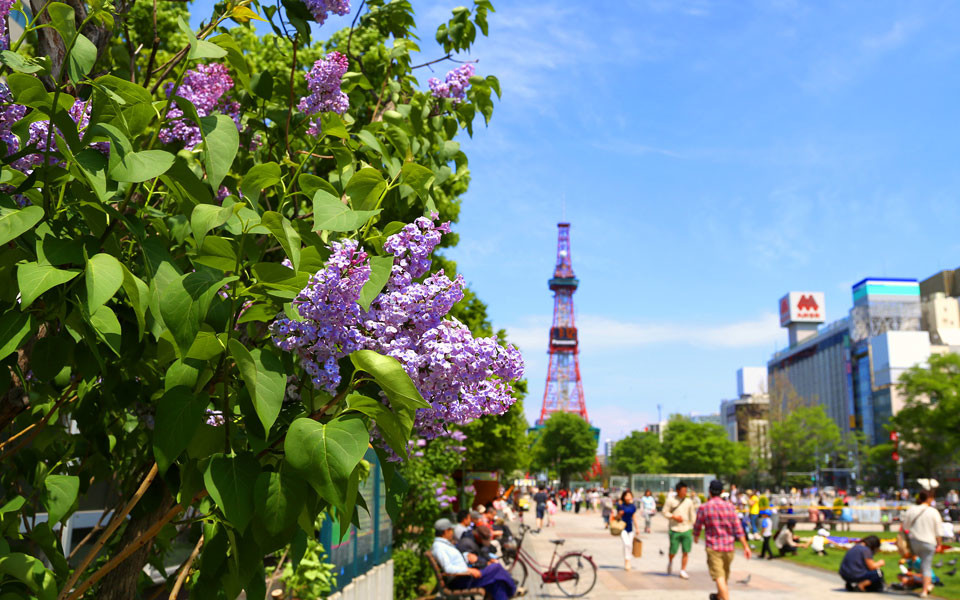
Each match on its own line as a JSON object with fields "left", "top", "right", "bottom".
{"left": 513, "top": 509, "right": 854, "bottom": 600}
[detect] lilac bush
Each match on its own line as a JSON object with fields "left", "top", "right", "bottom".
{"left": 429, "top": 64, "right": 475, "bottom": 104}
{"left": 160, "top": 63, "right": 242, "bottom": 149}
{"left": 303, "top": 0, "right": 350, "bottom": 25}
{"left": 0, "top": 0, "right": 12, "bottom": 50}
{"left": 298, "top": 51, "right": 350, "bottom": 136}
{"left": 270, "top": 217, "right": 524, "bottom": 444}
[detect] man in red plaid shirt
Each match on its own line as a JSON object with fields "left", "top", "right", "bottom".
{"left": 693, "top": 480, "right": 752, "bottom": 600}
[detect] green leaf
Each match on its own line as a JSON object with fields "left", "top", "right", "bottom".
{"left": 194, "top": 235, "right": 238, "bottom": 272}
{"left": 357, "top": 255, "right": 392, "bottom": 311}
{"left": 254, "top": 470, "right": 307, "bottom": 537}
{"left": 0, "top": 51, "right": 50, "bottom": 75}
{"left": 154, "top": 387, "right": 209, "bottom": 473}
{"left": 349, "top": 349, "right": 430, "bottom": 410}
{"left": 298, "top": 173, "right": 338, "bottom": 200}
{"left": 158, "top": 270, "right": 225, "bottom": 357}
{"left": 85, "top": 253, "right": 123, "bottom": 314}
{"left": 312, "top": 190, "right": 380, "bottom": 233}
{"left": 319, "top": 113, "right": 349, "bottom": 139}
{"left": 66, "top": 34, "right": 97, "bottom": 84}
{"left": 178, "top": 16, "right": 228, "bottom": 59}
{"left": 191, "top": 203, "right": 237, "bottom": 247}
{"left": 239, "top": 162, "right": 281, "bottom": 204}
{"left": 261, "top": 211, "right": 301, "bottom": 272}
{"left": 228, "top": 340, "right": 285, "bottom": 433}
{"left": 400, "top": 163, "right": 435, "bottom": 204}
{"left": 204, "top": 453, "right": 260, "bottom": 531}
{"left": 284, "top": 415, "right": 369, "bottom": 510}
{"left": 121, "top": 267, "right": 149, "bottom": 340}
{"left": 0, "top": 553, "right": 57, "bottom": 600}
{"left": 0, "top": 205, "right": 43, "bottom": 246}
{"left": 110, "top": 149, "right": 175, "bottom": 183}
{"left": 41, "top": 475, "right": 78, "bottom": 524}
{"left": 17, "top": 262, "right": 80, "bottom": 308}
{"left": 0, "top": 310, "right": 33, "bottom": 361}
{"left": 346, "top": 393, "right": 412, "bottom": 457}
{"left": 89, "top": 305, "right": 122, "bottom": 355}
{"left": 7, "top": 72, "right": 50, "bottom": 109}
{"left": 200, "top": 114, "right": 239, "bottom": 190}
{"left": 47, "top": 3, "right": 77, "bottom": 44}
{"left": 344, "top": 168, "right": 386, "bottom": 211}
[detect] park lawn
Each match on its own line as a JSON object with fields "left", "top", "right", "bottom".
{"left": 780, "top": 549, "right": 960, "bottom": 600}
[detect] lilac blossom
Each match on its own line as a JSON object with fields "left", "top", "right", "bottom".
{"left": 160, "top": 64, "right": 241, "bottom": 149}
{"left": 0, "top": 0, "right": 12, "bottom": 50}
{"left": 270, "top": 216, "right": 525, "bottom": 448}
{"left": 3, "top": 97, "right": 107, "bottom": 177}
{"left": 0, "top": 83, "right": 25, "bottom": 157}
{"left": 298, "top": 52, "right": 349, "bottom": 136}
{"left": 428, "top": 64, "right": 475, "bottom": 104}
{"left": 303, "top": 0, "right": 350, "bottom": 25}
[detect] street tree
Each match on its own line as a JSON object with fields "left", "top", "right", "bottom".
{"left": 531, "top": 412, "right": 597, "bottom": 487}
{"left": 610, "top": 430, "right": 665, "bottom": 475}
{"left": 768, "top": 404, "right": 843, "bottom": 485}
{"left": 661, "top": 417, "right": 746, "bottom": 477}
{"left": 890, "top": 353, "right": 960, "bottom": 481}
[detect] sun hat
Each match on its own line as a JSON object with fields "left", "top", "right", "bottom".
{"left": 817, "top": 528, "right": 829, "bottom": 537}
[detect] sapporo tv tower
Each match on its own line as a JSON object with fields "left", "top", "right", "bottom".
{"left": 537, "top": 223, "right": 589, "bottom": 424}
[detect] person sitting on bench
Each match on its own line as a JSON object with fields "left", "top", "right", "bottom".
{"left": 432, "top": 518, "right": 523, "bottom": 600}
{"left": 839, "top": 536, "right": 885, "bottom": 592}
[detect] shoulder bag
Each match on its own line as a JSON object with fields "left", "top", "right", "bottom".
{"left": 609, "top": 516, "right": 626, "bottom": 536}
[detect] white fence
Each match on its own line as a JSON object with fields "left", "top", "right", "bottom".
{"left": 328, "top": 560, "right": 393, "bottom": 600}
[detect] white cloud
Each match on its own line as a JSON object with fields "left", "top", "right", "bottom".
{"left": 505, "top": 311, "right": 782, "bottom": 355}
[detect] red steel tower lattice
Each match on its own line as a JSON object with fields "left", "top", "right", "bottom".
{"left": 538, "top": 223, "right": 588, "bottom": 424}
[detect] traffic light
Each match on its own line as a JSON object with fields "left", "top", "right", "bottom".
{"left": 890, "top": 431, "right": 899, "bottom": 463}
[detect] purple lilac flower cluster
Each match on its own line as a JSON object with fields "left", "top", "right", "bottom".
{"left": 0, "top": 93, "right": 107, "bottom": 178}
{"left": 435, "top": 483, "right": 456, "bottom": 509}
{"left": 298, "top": 52, "right": 350, "bottom": 136}
{"left": 303, "top": 0, "right": 350, "bottom": 25}
{"left": 270, "top": 217, "right": 525, "bottom": 446}
{"left": 428, "top": 64, "right": 475, "bottom": 104}
{"left": 0, "top": 83, "right": 25, "bottom": 157}
{"left": 0, "top": 0, "right": 13, "bottom": 50}
{"left": 160, "top": 64, "right": 241, "bottom": 149}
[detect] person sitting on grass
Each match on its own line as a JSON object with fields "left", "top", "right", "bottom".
{"left": 432, "top": 518, "right": 524, "bottom": 599}
{"left": 774, "top": 519, "right": 801, "bottom": 557}
{"left": 839, "top": 535, "right": 885, "bottom": 592}
{"left": 809, "top": 528, "right": 837, "bottom": 556}
{"left": 893, "top": 555, "right": 943, "bottom": 591}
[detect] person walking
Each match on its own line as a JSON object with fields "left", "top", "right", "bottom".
{"left": 662, "top": 481, "right": 697, "bottom": 579}
{"left": 573, "top": 488, "right": 583, "bottom": 514}
{"left": 758, "top": 510, "right": 774, "bottom": 560}
{"left": 616, "top": 490, "right": 640, "bottom": 571}
{"left": 693, "top": 480, "right": 752, "bottom": 600}
{"left": 902, "top": 490, "right": 943, "bottom": 598}
{"left": 640, "top": 490, "right": 657, "bottom": 534}
{"left": 747, "top": 490, "right": 760, "bottom": 538}
{"left": 533, "top": 487, "right": 548, "bottom": 531}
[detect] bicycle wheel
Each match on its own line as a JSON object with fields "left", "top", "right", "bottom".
{"left": 553, "top": 552, "right": 597, "bottom": 597}
{"left": 507, "top": 557, "right": 528, "bottom": 588}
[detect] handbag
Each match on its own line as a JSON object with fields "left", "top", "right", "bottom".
{"left": 609, "top": 517, "right": 626, "bottom": 536}
{"left": 632, "top": 537, "right": 643, "bottom": 557}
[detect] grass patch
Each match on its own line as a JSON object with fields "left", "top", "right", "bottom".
{"left": 780, "top": 548, "right": 960, "bottom": 600}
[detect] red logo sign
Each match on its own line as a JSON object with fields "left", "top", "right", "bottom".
{"left": 780, "top": 297, "right": 789, "bottom": 315}
{"left": 797, "top": 294, "right": 820, "bottom": 312}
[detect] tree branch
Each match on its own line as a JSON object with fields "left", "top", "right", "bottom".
{"left": 167, "top": 534, "right": 203, "bottom": 600}
{"left": 57, "top": 463, "right": 160, "bottom": 600}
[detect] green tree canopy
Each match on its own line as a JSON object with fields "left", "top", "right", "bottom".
{"left": 768, "top": 404, "right": 843, "bottom": 485}
{"left": 610, "top": 430, "right": 665, "bottom": 475}
{"left": 531, "top": 412, "right": 597, "bottom": 486}
{"left": 890, "top": 353, "right": 960, "bottom": 481}
{"left": 661, "top": 417, "right": 746, "bottom": 477}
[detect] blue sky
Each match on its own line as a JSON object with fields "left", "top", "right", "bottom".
{"left": 193, "top": 1, "right": 960, "bottom": 442}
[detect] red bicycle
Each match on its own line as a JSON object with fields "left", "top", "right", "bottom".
{"left": 505, "top": 524, "right": 597, "bottom": 597}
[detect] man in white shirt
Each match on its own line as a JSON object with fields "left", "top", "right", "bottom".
{"left": 432, "top": 518, "right": 522, "bottom": 600}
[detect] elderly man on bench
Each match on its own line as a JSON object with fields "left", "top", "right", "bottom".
{"left": 432, "top": 518, "right": 524, "bottom": 599}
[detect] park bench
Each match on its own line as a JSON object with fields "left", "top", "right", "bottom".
{"left": 417, "top": 552, "right": 484, "bottom": 600}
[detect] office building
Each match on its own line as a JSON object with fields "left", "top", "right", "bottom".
{"left": 768, "top": 291, "right": 852, "bottom": 434}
